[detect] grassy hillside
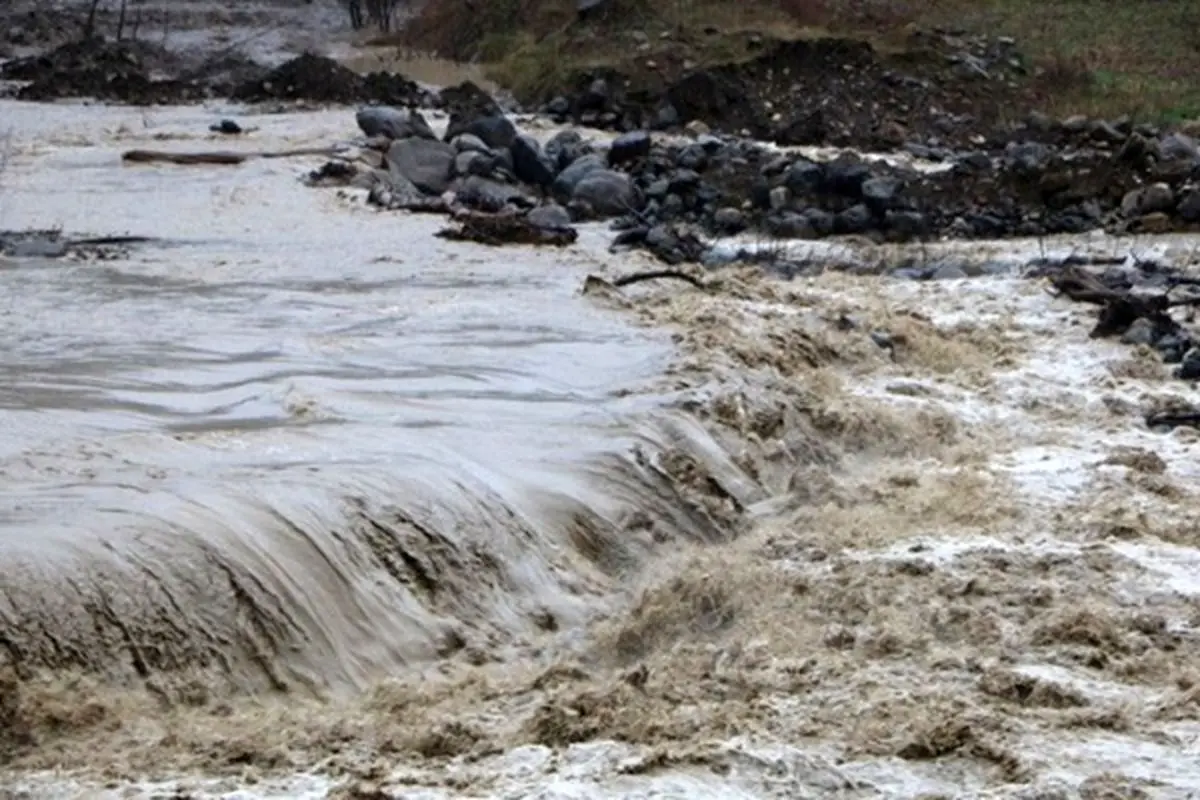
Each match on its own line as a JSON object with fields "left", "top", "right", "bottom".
{"left": 390, "top": 0, "right": 1200, "bottom": 124}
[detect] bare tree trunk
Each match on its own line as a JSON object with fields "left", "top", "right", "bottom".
{"left": 83, "top": 0, "right": 104, "bottom": 39}
{"left": 131, "top": 1, "right": 142, "bottom": 41}
{"left": 116, "top": 0, "right": 128, "bottom": 41}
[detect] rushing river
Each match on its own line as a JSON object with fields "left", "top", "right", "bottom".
{"left": 0, "top": 101, "right": 727, "bottom": 696}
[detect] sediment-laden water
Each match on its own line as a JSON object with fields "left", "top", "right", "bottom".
{"left": 5, "top": 95, "right": 1200, "bottom": 800}
{"left": 0, "top": 100, "right": 741, "bottom": 699}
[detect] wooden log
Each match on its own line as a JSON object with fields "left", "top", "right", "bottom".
{"left": 121, "top": 147, "right": 342, "bottom": 166}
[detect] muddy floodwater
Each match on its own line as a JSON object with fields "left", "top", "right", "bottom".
{"left": 0, "top": 101, "right": 705, "bottom": 691}
{"left": 5, "top": 100, "right": 1200, "bottom": 800}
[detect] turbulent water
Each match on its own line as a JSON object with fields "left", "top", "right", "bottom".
{"left": 0, "top": 101, "right": 732, "bottom": 697}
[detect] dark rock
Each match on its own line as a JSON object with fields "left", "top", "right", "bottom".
{"left": 784, "top": 159, "right": 824, "bottom": 196}
{"left": 460, "top": 115, "right": 518, "bottom": 150}
{"left": 834, "top": 204, "right": 873, "bottom": 234}
{"left": 1177, "top": 188, "right": 1200, "bottom": 222}
{"left": 645, "top": 179, "right": 671, "bottom": 200}
{"left": 452, "top": 133, "right": 490, "bottom": 153}
{"left": 455, "top": 176, "right": 534, "bottom": 212}
{"left": 553, "top": 154, "right": 606, "bottom": 199}
{"left": 1121, "top": 317, "right": 1161, "bottom": 348}
{"left": 676, "top": 144, "right": 709, "bottom": 171}
{"left": 667, "top": 169, "right": 701, "bottom": 194}
{"left": 210, "top": 119, "right": 242, "bottom": 135}
{"left": 930, "top": 262, "right": 968, "bottom": 280}
{"left": 712, "top": 206, "right": 747, "bottom": 233}
{"left": 654, "top": 103, "right": 680, "bottom": 129}
{"left": 357, "top": 106, "right": 436, "bottom": 140}
{"left": 511, "top": 135, "right": 555, "bottom": 189}
{"left": 805, "top": 208, "right": 836, "bottom": 237}
{"left": 527, "top": 203, "right": 574, "bottom": 229}
{"left": 608, "top": 131, "right": 652, "bottom": 167}
{"left": 546, "top": 96, "right": 571, "bottom": 117}
{"left": 1176, "top": 348, "right": 1200, "bottom": 381}
{"left": 1158, "top": 133, "right": 1200, "bottom": 163}
{"left": 387, "top": 137, "right": 456, "bottom": 195}
{"left": 823, "top": 158, "right": 871, "bottom": 197}
{"left": 861, "top": 177, "right": 899, "bottom": 213}
{"left": 884, "top": 210, "right": 929, "bottom": 239}
{"left": 454, "top": 150, "right": 493, "bottom": 178}
{"left": 765, "top": 211, "right": 815, "bottom": 239}
{"left": 572, "top": 169, "right": 638, "bottom": 217}
{"left": 545, "top": 130, "right": 587, "bottom": 171}
{"left": 440, "top": 80, "right": 503, "bottom": 135}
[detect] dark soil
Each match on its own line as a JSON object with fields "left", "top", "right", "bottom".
{"left": 0, "top": 40, "right": 434, "bottom": 107}
{"left": 541, "top": 31, "right": 1054, "bottom": 153}
{"left": 231, "top": 53, "right": 434, "bottom": 107}
{"left": 1, "top": 37, "right": 264, "bottom": 104}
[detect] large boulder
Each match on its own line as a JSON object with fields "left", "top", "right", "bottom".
{"left": 387, "top": 138, "right": 456, "bottom": 195}
{"left": 511, "top": 135, "right": 556, "bottom": 189}
{"left": 357, "top": 106, "right": 435, "bottom": 140}
{"left": 552, "top": 154, "right": 606, "bottom": 199}
{"left": 571, "top": 169, "right": 638, "bottom": 216}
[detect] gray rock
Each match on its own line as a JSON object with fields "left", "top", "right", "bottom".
{"left": 765, "top": 211, "right": 815, "bottom": 239}
{"left": 608, "top": 130, "right": 651, "bottom": 166}
{"left": 527, "top": 203, "right": 573, "bottom": 229}
{"left": 511, "top": 135, "right": 555, "bottom": 188}
{"left": 861, "top": 177, "right": 899, "bottom": 212}
{"left": 1121, "top": 317, "right": 1161, "bottom": 347}
{"left": 1121, "top": 182, "right": 1175, "bottom": 217}
{"left": 654, "top": 103, "right": 679, "bottom": 129}
{"left": 455, "top": 175, "right": 533, "bottom": 212}
{"left": 463, "top": 115, "right": 518, "bottom": 150}
{"left": 667, "top": 169, "right": 701, "bottom": 194}
{"left": 712, "top": 206, "right": 746, "bottom": 233}
{"left": 545, "top": 130, "right": 586, "bottom": 171}
{"left": 784, "top": 159, "right": 823, "bottom": 196}
{"left": 357, "top": 106, "right": 435, "bottom": 140}
{"left": 1177, "top": 347, "right": 1200, "bottom": 380}
{"left": 884, "top": 210, "right": 928, "bottom": 238}
{"left": 452, "top": 133, "right": 490, "bottom": 154}
{"left": 835, "top": 204, "right": 873, "bottom": 234}
{"left": 571, "top": 169, "right": 637, "bottom": 217}
{"left": 1178, "top": 188, "right": 1200, "bottom": 222}
{"left": 930, "top": 262, "right": 968, "bottom": 280}
{"left": 1158, "top": 132, "right": 1200, "bottom": 162}
{"left": 1004, "top": 140, "right": 1052, "bottom": 174}
{"left": 454, "top": 150, "right": 493, "bottom": 178}
{"left": 645, "top": 179, "right": 671, "bottom": 200}
{"left": 387, "top": 138, "right": 456, "bottom": 195}
{"left": 768, "top": 186, "right": 790, "bottom": 211}
{"left": 805, "top": 208, "right": 835, "bottom": 237}
{"left": 552, "top": 154, "right": 606, "bottom": 199}
{"left": 676, "top": 143, "right": 708, "bottom": 171}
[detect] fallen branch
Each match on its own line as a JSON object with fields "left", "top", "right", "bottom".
{"left": 121, "top": 147, "right": 342, "bottom": 166}
{"left": 1146, "top": 410, "right": 1200, "bottom": 430}
{"left": 1047, "top": 265, "right": 1176, "bottom": 338}
{"left": 612, "top": 269, "right": 705, "bottom": 289}
{"left": 436, "top": 212, "right": 578, "bottom": 247}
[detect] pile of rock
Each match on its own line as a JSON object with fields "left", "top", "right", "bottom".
{"left": 312, "top": 97, "right": 1200, "bottom": 264}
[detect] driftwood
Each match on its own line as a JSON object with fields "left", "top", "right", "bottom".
{"left": 435, "top": 212, "right": 578, "bottom": 247}
{"left": 612, "top": 269, "right": 705, "bottom": 289}
{"left": 121, "top": 147, "right": 341, "bottom": 166}
{"left": 1047, "top": 265, "right": 1182, "bottom": 339}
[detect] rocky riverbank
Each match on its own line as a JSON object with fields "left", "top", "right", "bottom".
{"left": 302, "top": 98, "right": 1200, "bottom": 265}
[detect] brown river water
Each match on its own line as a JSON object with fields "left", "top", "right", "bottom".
{"left": 4, "top": 89, "right": 1200, "bottom": 799}
{"left": 0, "top": 101, "right": 732, "bottom": 695}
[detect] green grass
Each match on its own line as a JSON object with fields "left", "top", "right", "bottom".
{"left": 395, "top": 0, "right": 1200, "bottom": 123}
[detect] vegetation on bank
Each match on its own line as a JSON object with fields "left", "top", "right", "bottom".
{"left": 387, "top": 0, "right": 1200, "bottom": 124}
